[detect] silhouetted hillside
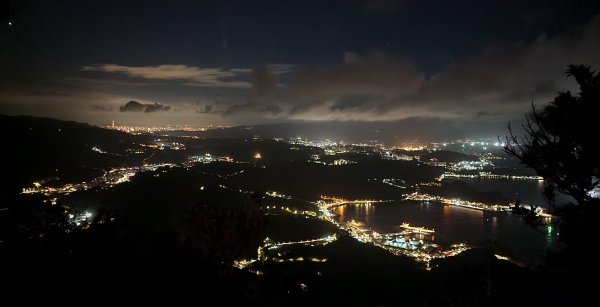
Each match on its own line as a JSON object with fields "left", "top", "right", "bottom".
{"left": 419, "top": 150, "right": 480, "bottom": 163}
{"left": 164, "top": 120, "right": 510, "bottom": 144}
{"left": 420, "top": 179, "right": 510, "bottom": 204}
{"left": 0, "top": 115, "right": 149, "bottom": 195}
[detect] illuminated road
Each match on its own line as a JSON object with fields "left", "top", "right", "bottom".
{"left": 319, "top": 196, "right": 392, "bottom": 209}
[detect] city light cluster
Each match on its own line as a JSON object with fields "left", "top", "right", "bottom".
{"left": 405, "top": 192, "right": 513, "bottom": 211}
{"left": 68, "top": 211, "right": 94, "bottom": 228}
{"left": 141, "top": 139, "right": 186, "bottom": 151}
{"left": 105, "top": 123, "right": 213, "bottom": 134}
{"left": 316, "top": 196, "right": 470, "bottom": 267}
{"left": 380, "top": 151, "right": 417, "bottom": 161}
{"left": 186, "top": 153, "right": 234, "bottom": 165}
{"left": 22, "top": 163, "right": 178, "bottom": 197}
{"left": 234, "top": 235, "right": 337, "bottom": 271}
{"left": 382, "top": 178, "right": 407, "bottom": 189}
{"left": 265, "top": 191, "right": 294, "bottom": 199}
{"left": 440, "top": 172, "right": 544, "bottom": 181}
{"left": 405, "top": 192, "right": 552, "bottom": 218}
{"left": 449, "top": 160, "right": 494, "bottom": 171}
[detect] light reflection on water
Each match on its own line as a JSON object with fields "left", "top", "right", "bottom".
{"left": 454, "top": 178, "right": 574, "bottom": 209}
{"left": 333, "top": 200, "right": 561, "bottom": 264}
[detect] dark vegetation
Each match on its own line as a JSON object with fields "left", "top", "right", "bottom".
{"left": 3, "top": 191, "right": 591, "bottom": 306}
{"left": 419, "top": 179, "right": 510, "bottom": 204}
{"left": 504, "top": 65, "right": 600, "bottom": 301}
{"left": 419, "top": 150, "right": 480, "bottom": 163}
{"left": 228, "top": 160, "right": 441, "bottom": 200}
{"left": 505, "top": 65, "right": 600, "bottom": 255}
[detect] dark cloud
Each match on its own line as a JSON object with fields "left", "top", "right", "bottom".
{"left": 119, "top": 100, "right": 170, "bottom": 113}
{"left": 2, "top": 9, "right": 599, "bottom": 127}
{"left": 293, "top": 51, "right": 424, "bottom": 99}
{"left": 222, "top": 67, "right": 282, "bottom": 116}
{"left": 252, "top": 68, "right": 277, "bottom": 98}
{"left": 145, "top": 103, "right": 171, "bottom": 113}
{"left": 406, "top": 15, "right": 600, "bottom": 114}
{"left": 119, "top": 101, "right": 145, "bottom": 112}
{"left": 91, "top": 104, "right": 114, "bottom": 111}
{"left": 80, "top": 63, "right": 295, "bottom": 90}
{"left": 221, "top": 14, "right": 600, "bottom": 121}
{"left": 82, "top": 64, "right": 253, "bottom": 88}
{"left": 0, "top": 80, "right": 131, "bottom": 120}
{"left": 475, "top": 111, "right": 502, "bottom": 118}
{"left": 196, "top": 105, "right": 213, "bottom": 114}
{"left": 266, "top": 64, "right": 297, "bottom": 74}
{"left": 329, "top": 95, "right": 382, "bottom": 112}
{"left": 223, "top": 104, "right": 282, "bottom": 117}
{"left": 284, "top": 51, "right": 425, "bottom": 116}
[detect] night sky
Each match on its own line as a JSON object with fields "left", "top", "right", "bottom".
{"left": 1, "top": 0, "right": 599, "bottom": 128}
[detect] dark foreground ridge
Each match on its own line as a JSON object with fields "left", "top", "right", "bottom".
{"left": 1, "top": 114, "right": 598, "bottom": 306}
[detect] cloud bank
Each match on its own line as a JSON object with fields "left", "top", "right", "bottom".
{"left": 2, "top": 14, "right": 599, "bottom": 127}
{"left": 82, "top": 64, "right": 254, "bottom": 88}
{"left": 219, "top": 14, "right": 600, "bottom": 121}
{"left": 81, "top": 64, "right": 297, "bottom": 89}
{"left": 119, "top": 101, "right": 171, "bottom": 113}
